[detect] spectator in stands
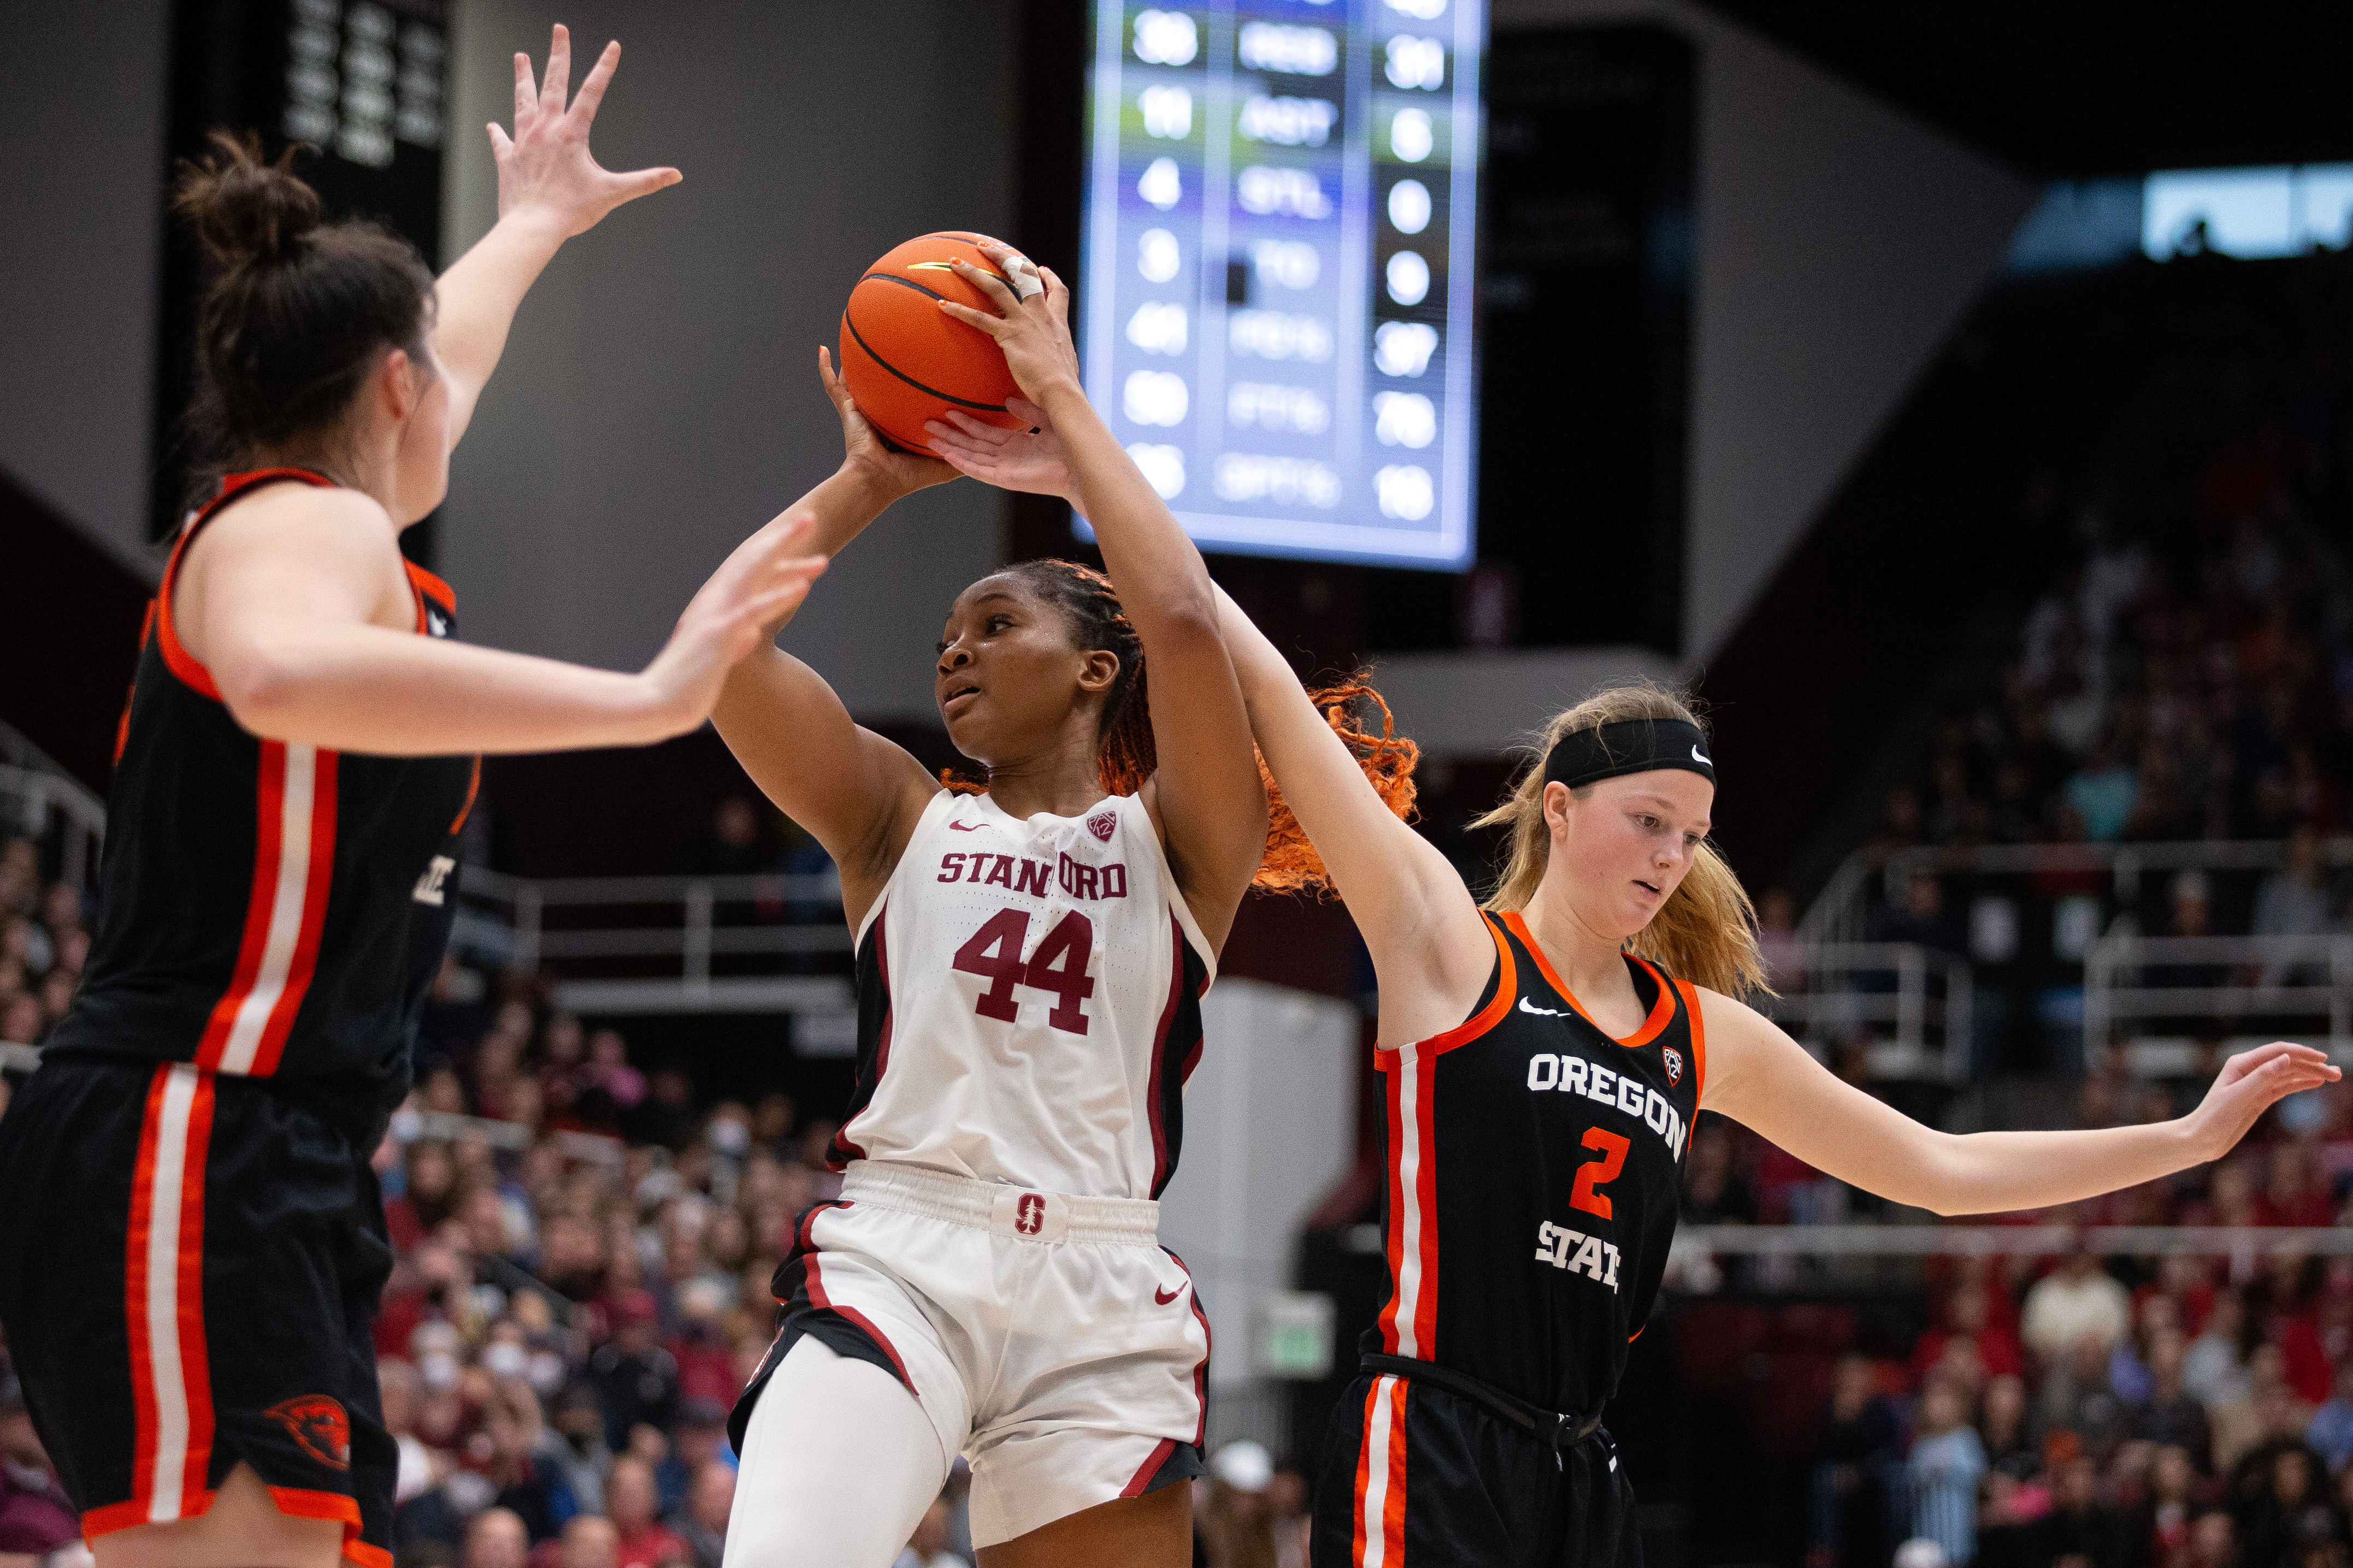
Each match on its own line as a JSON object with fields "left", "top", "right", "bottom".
{"left": 668, "top": 1459, "right": 734, "bottom": 1568}
{"left": 2128, "top": 1442, "right": 2207, "bottom": 1568}
{"left": 2036, "top": 1454, "right": 2128, "bottom": 1568}
{"left": 604, "top": 1455, "right": 686, "bottom": 1568}
{"left": 1979, "top": 1373, "right": 2040, "bottom": 1482}
{"left": 2041, "top": 1332, "right": 2130, "bottom": 1458}
{"left": 461, "top": 1507, "right": 529, "bottom": 1568}
{"left": 0, "top": 1366, "right": 76, "bottom": 1560}
{"left": 2190, "top": 1292, "right": 2260, "bottom": 1410}
{"left": 1915, "top": 1287, "right": 2026, "bottom": 1388}
{"left": 2025, "top": 1248, "right": 2133, "bottom": 1368}
{"left": 2253, "top": 831, "right": 2337, "bottom": 947}
{"left": 2215, "top": 1347, "right": 2317, "bottom": 1477}
{"left": 2067, "top": 735, "right": 2142, "bottom": 843}
{"left": 1681, "top": 1119, "right": 1759, "bottom": 1226}
{"left": 1907, "top": 1377, "right": 1986, "bottom": 1567}
{"left": 2131, "top": 1326, "right": 2216, "bottom": 1468}
{"left": 1756, "top": 888, "right": 1807, "bottom": 993}
{"left": 895, "top": 1493, "right": 971, "bottom": 1568}
{"left": 1811, "top": 1354, "right": 1903, "bottom": 1568}
{"left": 591, "top": 1292, "right": 679, "bottom": 1451}
{"left": 560, "top": 1516, "right": 620, "bottom": 1568}
{"left": 1200, "top": 1440, "right": 1279, "bottom": 1568}
{"left": 0, "top": 996, "right": 39, "bottom": 1049}
{"left": 2232, "top": 1442, "right": 2336, "bottom": 1568}
{"left": 2258, "top": 1143, "right": 2337, "bottom": 1228}
{"left": 2304, "top": 1360, "right": 2353, "bottom": 1475}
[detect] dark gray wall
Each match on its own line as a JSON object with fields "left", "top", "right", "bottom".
{"left": 0, "top": 0, "right": 172, "bottom": 577}
{"left": 440, "top": 1, "right": 1016, "bottom": 719}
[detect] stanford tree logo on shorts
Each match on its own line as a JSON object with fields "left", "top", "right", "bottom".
{"left": 1086, "top": 810, "right": 1116, "bottom": 842}
{"left": 1016, "top": 1193, "right": 1046, "bottom": 1235}
{"left": 266, "top": 1395, "right": 352, "bottom": 1470}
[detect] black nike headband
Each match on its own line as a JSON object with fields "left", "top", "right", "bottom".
{"left": 1542, "top": 718, "right": 1716, "bottom": 791}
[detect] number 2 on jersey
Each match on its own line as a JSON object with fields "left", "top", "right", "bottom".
{"left": 951, "top": 907, "right": 1097, "bottom": 1034}
{"left": 1570, "top": 1127, "right": 1630, "bottom": 1220}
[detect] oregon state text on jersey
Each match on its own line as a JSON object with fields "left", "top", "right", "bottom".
{"left": 1370, "top": 911, "right": 1702, "bottom": 1418}
{"left": 826, "top": 788, "right": 1214, "bottom": 1199}
{"left": 44, "top": 469, "right": 480, "bottom": 1142}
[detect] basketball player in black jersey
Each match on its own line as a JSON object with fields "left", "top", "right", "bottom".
{"left": 0, "top": 30, "right": 827, "bottom": 1568}
{"left": 1191, "top": 604, "right": 2336, "bottom": 1566}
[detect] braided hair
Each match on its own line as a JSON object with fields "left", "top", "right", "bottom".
{"left": 941, "top": 560, "right": 1418, "bottom": 893}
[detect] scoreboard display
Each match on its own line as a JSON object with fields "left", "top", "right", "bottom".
{"left": 1080, "top": 0, "right": 1485, "bottom": 567}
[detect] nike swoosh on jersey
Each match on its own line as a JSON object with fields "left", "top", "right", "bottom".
{"left": 1154, "top": 1284, "right": 1184, "bottom": 1305}
{"left": 947, "top": 820, "right": 983, "bottom": 832}
{"left": 1518, "top": 997, "right": 1570, "bottom": 1017}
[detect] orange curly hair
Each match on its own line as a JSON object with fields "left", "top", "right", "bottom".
{"left": 939, "top": 560, "right": 1418, "bottom": 891}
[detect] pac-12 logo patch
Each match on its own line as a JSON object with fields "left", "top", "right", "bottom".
{"left": 1016, "top": 1193, "right": 1046, "bottom": 1235}
{"left": 1662, "top": 1046, "right": 1683, "bottom": 1086}
{"left": 1086, "top": 810, "right": 1116, "bottom": 843}
{"left": 266, "top": 1395, "right": 352, "bottom": 1470}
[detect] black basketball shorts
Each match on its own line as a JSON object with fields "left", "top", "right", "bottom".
{"left": 1311, "top": 1368, "right": 1643, "bottom": 1568}
{"left": 0, "top": 1057, "right": 396, "bottom": 1566}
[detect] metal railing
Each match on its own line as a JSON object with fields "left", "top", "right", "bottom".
{"left": 1801, "top": 836, "right": 2353, "bottom": 946}
{"left": 1760, "top": 943, "right": 1973, "bottom": 1080}
{"left": 2083, "top": 931, "right": 2353, "bottom": 1054}
{"left": 0, "top": 721, "right": 107, "bottom": 891}
{"left": 455, "top": 867, "right": 855, "bottom": 1015}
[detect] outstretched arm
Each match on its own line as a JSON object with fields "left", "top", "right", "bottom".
{"left": 1700, "top": 990, "right": 2340, "bottom": 1216}
{"left": 935, "top": 245, "right": 1265, "bottom": 950}
{"left": 434, "top": 25, "right": 681, "bottom": 449}
{"left": 193, "top": 489, "right": 825, "bottom": 755}
{"left": 1211, "top": 585, "right": 1492, "bottom": 1044}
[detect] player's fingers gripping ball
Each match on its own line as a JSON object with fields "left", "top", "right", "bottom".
{"left": 839, "top": 232, "right": 1032, "bottom": 454}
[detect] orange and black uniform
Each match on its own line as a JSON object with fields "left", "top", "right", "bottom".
{"left": 1313, "top": 912, "right": 1704, "bottom": 1568}
{"left": 0, "top": 469, "right": 476, "bottom": 1566}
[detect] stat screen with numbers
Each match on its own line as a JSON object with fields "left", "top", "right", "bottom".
{"left": 1078, "top": 0, "right": 1485, "bottom": 567}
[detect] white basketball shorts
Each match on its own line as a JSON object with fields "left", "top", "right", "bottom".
{"left": 731, "top": 1159, "right": 1212, "bottom": 1547}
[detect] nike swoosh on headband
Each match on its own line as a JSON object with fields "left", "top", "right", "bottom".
{"left": 1692, "top": 746, "right": 1712, "bottom": 766}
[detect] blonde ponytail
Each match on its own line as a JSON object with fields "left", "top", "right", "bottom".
{"left": 1470, "top": 683, "right": 1771, "bottom": 999}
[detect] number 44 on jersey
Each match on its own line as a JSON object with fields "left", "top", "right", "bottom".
{"left": 952, "top": 907, "right": 1098, "bottom": 1035}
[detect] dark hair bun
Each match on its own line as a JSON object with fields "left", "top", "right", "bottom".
{"left": 172, "top": 129, "right": 322, "bottom": 266}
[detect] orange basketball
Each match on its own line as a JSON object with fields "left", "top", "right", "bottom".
{"left": 838, "top": 232, "right": 1029, "bottom": 454}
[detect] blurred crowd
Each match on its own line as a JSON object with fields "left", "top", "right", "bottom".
{"left": 1877, "top": 273, "right": 2353, "bottom": 863}
{"left": 1804, "top": 1240, "right": 2353, "bottom": 1568}
{"left": 0, "top": 835, "right": 90, "bottom": 1057}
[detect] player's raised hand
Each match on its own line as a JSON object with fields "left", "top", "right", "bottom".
{"left": 2187, "top": 1041, "right": 2342, "bottom": 1161}
{"left": 821, "top": 346, "right": 956, "bottom": 500}
{"left": 490, "top": 23, "right": 681, "bottom": 239}
{"left": 924, "top": 398, "right": 1075, "bottom": 501}
{"left": 940, "top": 242, "right": 1081, "bottom": 405}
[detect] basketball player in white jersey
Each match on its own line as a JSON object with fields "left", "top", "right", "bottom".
{"left": 706, "top": 244, "right": 1269, "bottom": 1566}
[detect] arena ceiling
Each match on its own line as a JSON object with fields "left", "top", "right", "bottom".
{"left": 1695, "top": 1, "right": 2353, "bottom": 177}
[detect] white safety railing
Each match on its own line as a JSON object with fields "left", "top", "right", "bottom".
{"left": 1761, "top": 943, "right": 1973, "bottom": 1080}
{"left": 1803, "top": 836, "right": 2353, "bottom": 946}
{"left": 2083, "top": 931, "right": 2353, "bottom": 1055}
{"left": 0, "top": 721, "right": 107, "bottom": 891}
{"left": 456, "top": 867, "right": 854, "bottom": 1015}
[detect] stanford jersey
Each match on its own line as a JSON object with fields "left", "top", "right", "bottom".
{"left": 827, "top": 788, "right": 1213, "bottom": 1198}
{"left": 45, "top": 468, "right": 479, "bottom": 1141}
